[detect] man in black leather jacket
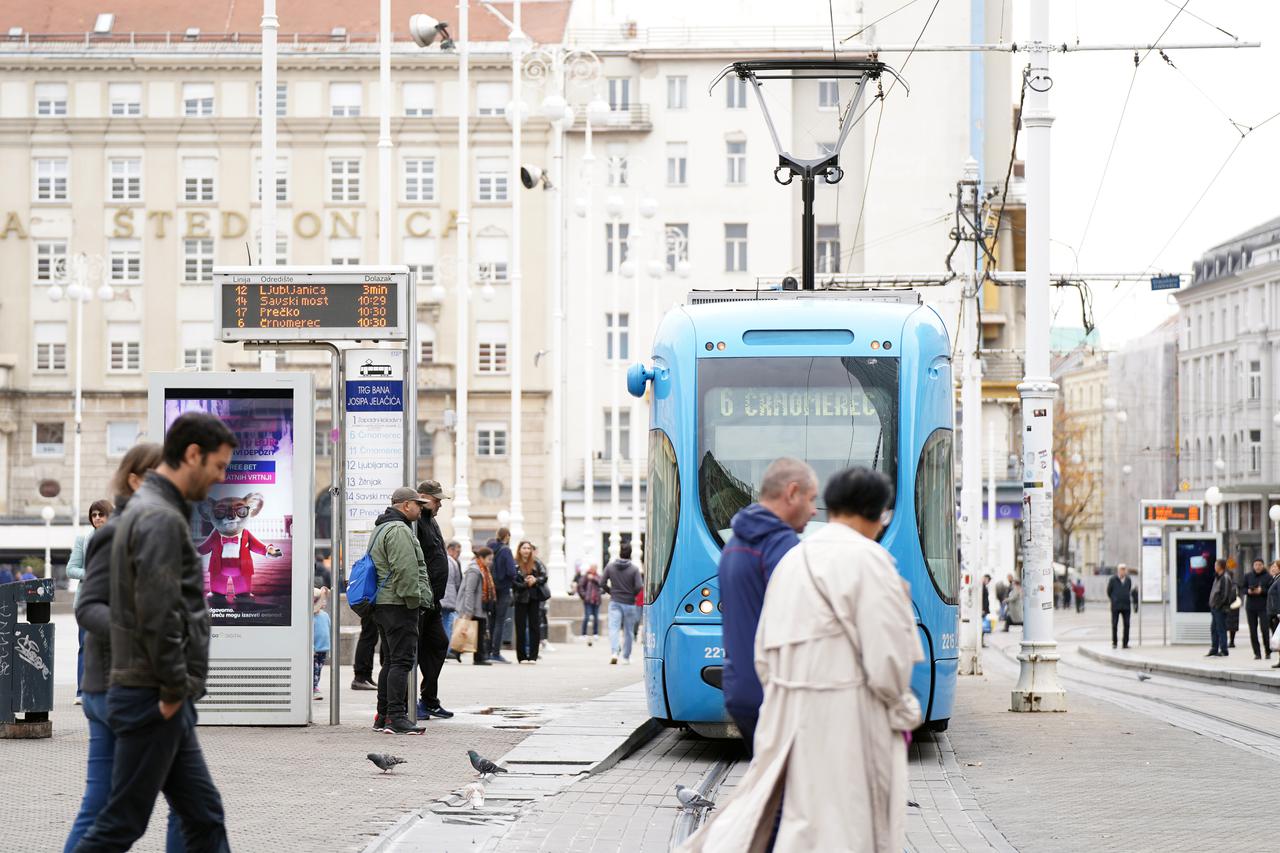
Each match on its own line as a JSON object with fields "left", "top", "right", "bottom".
{"left": 414, "top": 480, "right": 454, "bottom": 720}
{"left": 75, "top": 412, "right": 236, "bottom": 853}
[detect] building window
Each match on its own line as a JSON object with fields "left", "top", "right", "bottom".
{"left": 403, "top": 82, "right": 435, "bottom": 116}
{"left": 817, "top": 224, "right": 840, "bottom": 273}
{"left": 34, "top": 158, "right": 69, "bottom": 201}
{"left": 818, "top": 80, "right": 840, "bottom": 110}
{"left": 476, "top": 322, "right": 509, "bottom": 374}
{"left": 607, "top": 77, "right": 631, "bottom": 112}
{"left": 724, "top": 223, "right": 748, "bottom": 272}
{"left": 35, "top": 82, "right": 68, "bottom": 116}
{"left": 255, "top": 156, "right": 289, "bottom": 202}
{"left": 403, "top": 157, "right": 436, "bottom": 202}
{"left": 328, "top": 158, "right": 361, "bottom": 202}
{"left": 418, "top": 423, "right": 435, "bottom": 459}
{"left": 603, "top": 408, "right": 631, "bottom": 460}
{"left": 108, "top": 239, "right": 142, "bottom": 283}
{"left": 665, "top": 223, "right": 689, "bottom": 272}
{"left": 605, "top": 222, "right": 630, "bottom": 273}
{"left": 726, "top": 140, "right": 746, "bottom": 184}
{"left": 476, "top": 233, "right": 510, "bottom": 281}
{"left": 108, "top": 82, "right": 142, "bottom": 116}
{"left": 606, "top": 312, "right": 630, "bottom": 361}
{"left": 330, "top": 82, "right": 362, "bottom": 117}
{"left": 607, "top": 143, "right": 629, "bottom": 186}
{"left": 183, "top": 238, "right": 214, "bottom": 283}
{"left": 182, "top": 82, "right": 214, "bottom": 117}
{"left": 1249, "top": 360, "right": 1262, "bottom": 401}
{"left": 476, "top": 156, "right": 509, "bottom": 202}
{"left": 34, "top": 240, "right": 67, "bottom": 284}
{"left": 1251, "top": 430, "right": 1262, "bottom": 473}
{"left": 667, "top": 75, "right": 687, "bottom": 110}
{"left": 182, "top": 157, "right": 216, "bottom": 202}
{"left": 256, "top": 82, "right": 288, "bottom": 117}
{"left": 726, "top": 77, "right": 747, "bottom": 109}
{"left": 476, "top": 81, "right": 510, "bottom": 116}
{"left": 403, "top": 237, "right": 436, "bottom": 284}
{"left": 34, "top": 422, "right": 65, "bottom": 457}
{"left": 255, "top": 229, "right": 289, "bottom": 266}
{"left": 107, "top": 322, "right": 142, "bottom": 372}
{"left": 316, "top": 423, "right": 334, "bottom": 458}
{"left": 108, "top": 157, "right": 142, "bottom": 201}
{"left": 476, "top": 423, "right": 508, "bottom": 457}
{"left": 666, "top": 142, "right": 688, "bottom": 186}
{"left": 34, "top": 322, "right": 67, "bottom": 372}
{"left": 181, "top": 322, "right": 214, "bottom": 371}
{"left": 417, "top": 322, "right": 436, "bottom": 363}
{"left": 107, "top": 421, "right": 139, "bottom": 457}
{"left": 479, "top": 479, "right": 503, "bottom": 499}
{"left": 329, "top": 238, "right": 361, "bottom": 266}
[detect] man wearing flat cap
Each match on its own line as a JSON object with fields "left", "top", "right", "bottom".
{"left": 414, "top": 480, "right": 455, "bottom": 720}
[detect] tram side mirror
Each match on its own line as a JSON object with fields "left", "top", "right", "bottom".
{"left": 626, "top": 362, "right": 654, "bottom": 398}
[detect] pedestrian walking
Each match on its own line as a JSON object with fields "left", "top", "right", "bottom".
{"left": 1227, "top": 560, "right": 1244, "bottom": 647}
{"left": 603, "top": 543, "right": 644, "bottom": 665}
{"left": 67, "top": 499, "right": 112, "bottom": 704}
{"left": 1107, "top": 565, "right": 1133, "bottom": 649}
{"left": 994, "top": 573, "right": 1011, "bottom": 623}
{"left": 678, "top": 467, "right": 922, "bottom": 853}
{"left": 442, "top": 540, "right": 463, "bottom": 660}
{"left": 72, "top": 413, "right": 237, "bottom": 852}
{"left": 572, "top": 564, "right": 603, "bottom": 644}
{"left": 313, "top": 588, "right": 330, "bottom": 700}
{"left": 716, "top": 457, "right": 815, "bottom": 752}
{"left": 1062, "top": 576, "right": 1073, "bottom": 610}
{"left": 1003, "top": 578, "right": 1023, "bottom": 631}
{"left": 370, "top": 487, "right": 432, "bottom": 735}
{"left": 457, "top": 547, "right": 493, "bottom": 665}
{"left": 1267, "top": 560, "right": 1280, "bottom": 669}
{"left": 1073, "top": 577, "right": 1086, "bottom": 613}
{"left": 312, "top": 551, "right": 332, "bottom": 589}
{"left": 67, "top": 442, "right": 185, "bottom": 853}
{"left": 512, "top": 541, "right": 548, "bottom": 663}
{"left": 414, "top": 480, "right": 454, "bottom": 721}
{"left": 485, "top": 528, "right": 517, "bottom": 663}
{"left": 1207, "top": 559, "right": 1235, "bottom": 657}
{"left": 1243, "top": 558, "right": 1273, "bottom": 659}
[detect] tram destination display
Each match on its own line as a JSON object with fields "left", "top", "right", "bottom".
{"left": 215, "top": 267, "right": 409, "bottom": 342}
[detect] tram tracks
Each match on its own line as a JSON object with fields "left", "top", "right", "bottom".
{"left": 670, "top": 752, "right": 739, "bottom": 847}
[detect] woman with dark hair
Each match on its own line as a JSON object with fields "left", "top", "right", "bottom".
{"left": 512, "top": 540, "right": 548, "bottom": 663}
{"left": 680, "top": 467, "right": 922, "bottom": 853}
{"left": 66, "top": 442, "right": 186, "bottom": 853}
{"left": 66, "top": 498, "right": 113, "bottom": 704}
{"left": 458, "top": 547, "right": 494, "bottom": 665}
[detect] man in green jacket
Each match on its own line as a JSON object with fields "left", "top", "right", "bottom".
{"left": 372, "top": 487, "right": 433, "bottom": 735}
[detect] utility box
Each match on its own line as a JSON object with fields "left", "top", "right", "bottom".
{"left": 0, "top": 578, "right": 55, "bottom": 738}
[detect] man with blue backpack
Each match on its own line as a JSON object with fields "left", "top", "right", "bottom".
{"left": 353, "top": 487, "right": 433, "bottom": 735}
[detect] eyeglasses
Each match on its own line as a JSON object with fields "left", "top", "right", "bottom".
{"left": 213, "top": 505, "right": 251, "bottom": 520}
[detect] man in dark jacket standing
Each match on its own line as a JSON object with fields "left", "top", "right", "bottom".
{"left": 75, "top": 412, "right": 235, "bottom": 852}
{"left": 415, "top": 480, "right": 454, "bottom": 719}
{"left": 1106, "top": 564, "right": 1133, "bottom": 649}
{"left": 486, "top": 528, "right": 516, "bottom": 663}
{"left": 1207, "top": 559, "right": 1234, "bottom": 657}
{"left": 718, "top": 457, "right": 817, "bottom": 753}
{"left": 1243, "top": 558, "right": 1273, "bottom": 660}
{"left": 372, "top": 488, "right": 432, "bottom": 735}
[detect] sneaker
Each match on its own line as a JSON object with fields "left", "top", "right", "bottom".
{"left": 73, "top": 695, "right": 82, "bottom": 706}
{"left": 490, "top": 654, "right": 512, "bottom": 665}
{"left": 622, "top": 657, "right": 632, "bottom": 666}
{"left": 351, "top": 677, "right": 378, "bottom": 691}
{"left": 425, "top": 705, "right": 454, "bottom": 719}
{"left": 416, "top": 699, "right": 430, "bottom": 719}
{"left": 542, "top": 642, "right": 557, "bottom": 653}
{"left": 314, "top": 693, "right": 323, "bottom": 701}
{"left": 373, "top": 714, "right": 386, "bottom": 731}
{"left": 386, "top": 715, "right": 425, "bottom": 735}
{"left": 610, "top": 656, "right": 618, "bottom": 665}
{"left": 474, "top": 659, "right": 492, "bottom": 666}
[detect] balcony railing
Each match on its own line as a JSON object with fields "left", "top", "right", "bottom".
{"left": 982, "top": 352, "right": 1025, "bottom": 385}
{"left": 568, "top": 104, "right": 651, "bottom": 133}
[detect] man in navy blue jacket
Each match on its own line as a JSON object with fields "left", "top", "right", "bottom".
{"left": 486, "top": 528, "right": 517, "bottom": 663}
{"left": 719, "top": 458, "right": 817, "bottom": 753}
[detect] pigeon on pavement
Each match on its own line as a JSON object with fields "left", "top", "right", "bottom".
{"left": 674, "top": 784, "right": 716, "bottom": 811}
{"left": 467, "top": 750, "right": 508, "bottom": 778}
{"left": 1136, "top": 672, "right": 1152, "bottom": 682}
{"left": 462, "top": 780, "right": 486, "bottom": 809}
{"left": 367, "top": 753, "right": 408, "bottom": 773}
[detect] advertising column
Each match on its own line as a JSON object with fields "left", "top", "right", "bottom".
{"left": 343, "top": 349, "right": 408, "bottom": 571}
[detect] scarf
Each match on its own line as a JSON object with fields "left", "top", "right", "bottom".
{"left": 479, "top": 562, "right": 497, "bottom": 604}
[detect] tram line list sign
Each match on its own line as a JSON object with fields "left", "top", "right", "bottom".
{"left": 214, "top": 267, "right": 409, "bottom": 342}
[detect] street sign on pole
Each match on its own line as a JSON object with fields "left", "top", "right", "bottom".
{"left": 214, "top": 266, "right": 409, "bottom": 342}
{"left": 1150, "top": 274, "right": 1181, "bottom": 291}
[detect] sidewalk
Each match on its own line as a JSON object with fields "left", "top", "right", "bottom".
{"left": 1079, "top": 641, "right": 1280, "bottom": 689}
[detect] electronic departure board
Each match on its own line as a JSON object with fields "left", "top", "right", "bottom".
{"left": 214, "top": 267, "right": 410, "bottom": 342}
{"left": 1140, "top": 500, "right": 1204, "bottom": 526}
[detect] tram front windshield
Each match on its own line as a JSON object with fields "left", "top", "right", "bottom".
{"left": 698, "top": 355, "right": 898, "bottom": 545}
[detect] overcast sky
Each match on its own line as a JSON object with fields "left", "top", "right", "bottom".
{"left": 1009, "top": 1, "right": 1280, "bottom": 347}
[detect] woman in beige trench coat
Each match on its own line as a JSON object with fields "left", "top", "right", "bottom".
{"left": 679, "top": 467, "right": 923, "bottom": 853}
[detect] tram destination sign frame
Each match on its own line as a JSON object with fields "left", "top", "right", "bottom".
{"left": 1139, "top": 499, "right": 1204, "bottom": 526}
{"left": 214, "top": 266, "right": 410, "bottom": 342}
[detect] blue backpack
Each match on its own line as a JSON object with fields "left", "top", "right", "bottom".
{"left": 347, "top": 523, "right": 397, "bottom": 618}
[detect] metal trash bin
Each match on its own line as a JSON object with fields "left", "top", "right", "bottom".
{"left": 0, "top": 578, "right": 55, "bottom": 739}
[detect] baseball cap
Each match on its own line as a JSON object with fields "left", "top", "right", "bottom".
{"left": 391, "top": 486, "right": 428, "bottom": 505}
{"left": 417, "top": 480, "right": 452, "bottom": 500}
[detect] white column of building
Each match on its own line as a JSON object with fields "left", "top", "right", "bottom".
{"left": 607, "top": 197, "right": 623, "bottom": 563}
{"left": 1012, "top": 0, "right": 1066, "bottom": 713}
{"left": 987, "top": 418, "right": 998, "bottom": 573}
{"left": 545, "top": 56, "right": 568, "bottom": 590}
{"left": 258, "top": 0, "right": 279, "bottom": 373}
{"left": 627, "top": 190, "right": 654, "bottom": 567}
{"left": 452, "top": 2, "right": 474, "bottom": 554}
{"left": 507, "top": 3, "right": 526, "bottom": 542}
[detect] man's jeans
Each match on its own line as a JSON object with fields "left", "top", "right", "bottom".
{"left": 374, "top": 604, "right": 419, "bottom": 718}
{"left": 441, "top": 608, "right": 457, "bottom": 647}
{"left": 1210, "top": 608, "right": 1229, "bottom": 655}
{"left": 72, "top": 687, "right": 227, "bottom": 853}
{"left": 488, "top": 589, "right": 513, "bottom": 658}
{"left": 581, "top": 602, "right": 600, "bottom": 636}
{"left": 609, "top": 602, "right": 641, "bottom": 659}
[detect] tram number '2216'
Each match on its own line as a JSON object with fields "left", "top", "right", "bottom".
{"left": 704, "top": 646, "right": 725, "bottom": 660}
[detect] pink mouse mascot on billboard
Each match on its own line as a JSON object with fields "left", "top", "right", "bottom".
{"left": 197, "top": 492, "right": 282, "bottom": 604}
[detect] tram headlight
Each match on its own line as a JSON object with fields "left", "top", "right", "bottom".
{"left": 698, "top": 600, "right": 715, "bottom": 614}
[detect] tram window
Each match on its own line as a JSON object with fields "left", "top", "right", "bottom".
{"left": 646, "top": 429, "right": 680, "bottom": 604}
{"left": 697, "top": 356, "right": 899, "bottom": 546}
{"left": 916, "top": 429, "right": 959, "bottom": 604}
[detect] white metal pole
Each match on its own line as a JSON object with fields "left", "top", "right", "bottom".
{"left": 44, "top": 516, "right": 52, "bottom": 579}
{"left": 958, "top": 162, "right": 983, "bottom": 675}
{"left": 72, "top": 282, "right": 84, "bottom": 544}
{"left": 547, "top": 57, "right": 567, "bottom": 589}
{"left": 629, "top": 192, "right": 644, "bottom": 568}
{"left": 452, "top": 1, "right": 474, "bottom": 554}
{"left": 261, "top": 0, "right": 278, "bottom": 260}
{"left": 1012, "top": 0, "right": 1066, "bottom": 713}
{"left": 378, "top": 0, "right": 392, "bottom": 265}
{"left": 608, "top": 204, "right": 622, "bottom": 564}
{"left": 987, "top": 418, "right": 998, "bottom": 575}
{"left": 581, "top": 117, "right": 597, "bottom": 568}
{"left": 508, "top": 2, "right": 525, "bottom": 542}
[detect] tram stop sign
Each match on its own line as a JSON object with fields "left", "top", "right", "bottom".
{"left": 1150, "top": 274, "right": 1181, "bottom": 291}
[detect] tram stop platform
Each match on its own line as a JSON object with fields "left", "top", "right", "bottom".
{"left": 1079, "top": 641, "right": 1280, "bottom": 690}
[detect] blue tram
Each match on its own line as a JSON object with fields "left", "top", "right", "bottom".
{"left": 627, "top": 290, "right": 959, "bottom": 736}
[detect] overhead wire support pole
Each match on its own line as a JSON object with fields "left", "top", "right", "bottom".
{"left": 957, "top": 158, "right": 984, "bottom": 676}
